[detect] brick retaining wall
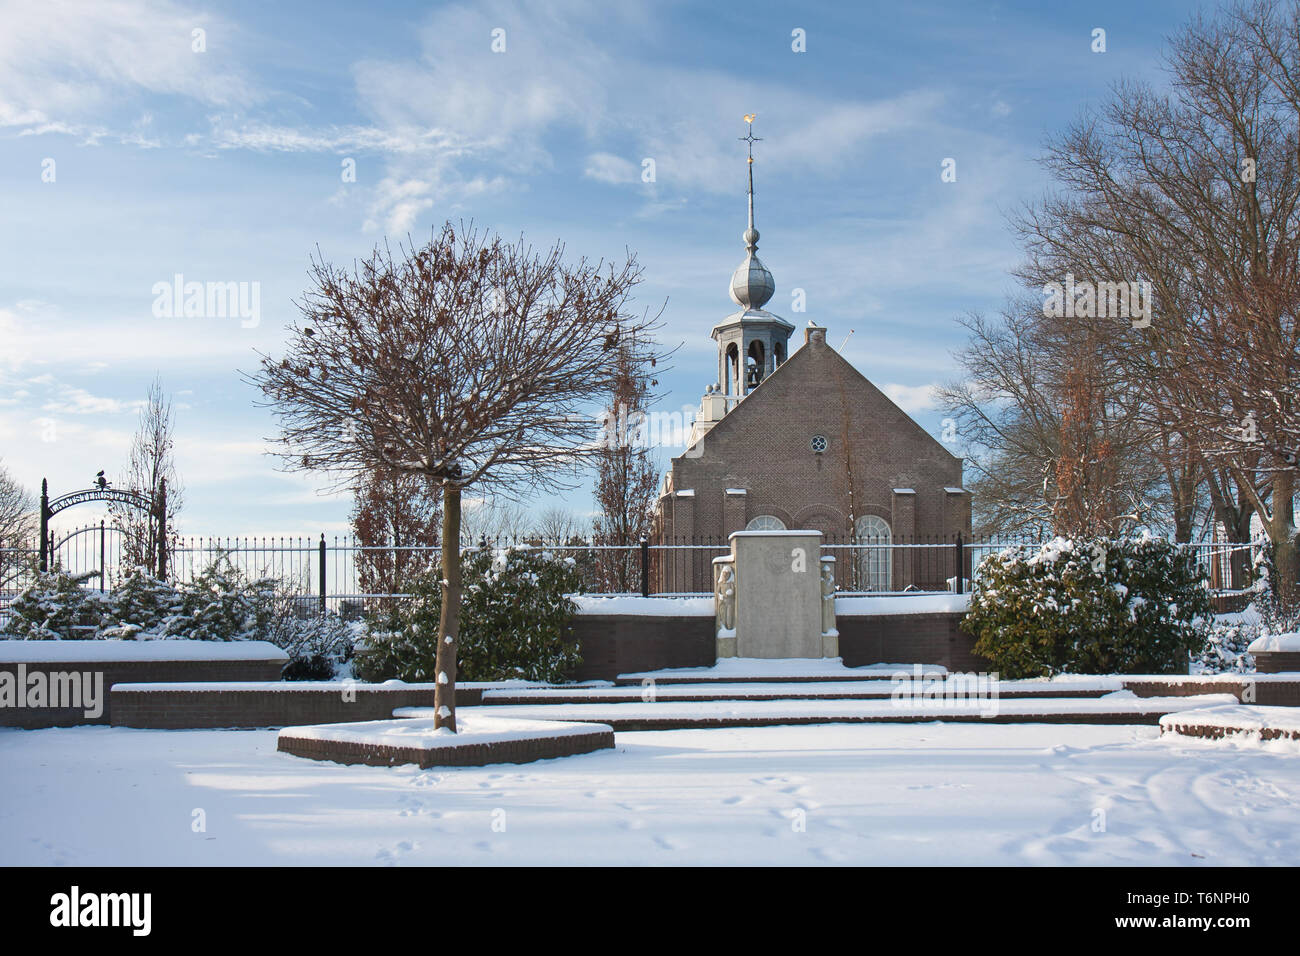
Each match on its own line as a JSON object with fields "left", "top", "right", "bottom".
{"left": 1, "top": 657, "right": 286, "bottom": 728}
{"left": 837, "top": 612, "right": 988, "bottom": 672}
{"left": 110, "top": 683, "right": 484, "bottom": 729}
{"left": 1123, "top": 676, "right": 1300, "bottom": 706}
{"left": 569, "top": 615, "right": 715, "bottom": 681}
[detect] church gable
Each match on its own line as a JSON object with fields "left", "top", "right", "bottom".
{"left": 681, "top": 326, "right": 958, "bottom": 472}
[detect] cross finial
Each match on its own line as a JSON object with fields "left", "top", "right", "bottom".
{"left": 739, "top": 114, "right": 761, "bottom": 247}
{"left": 740, "top": 113, "right": 761, "bottom": 164}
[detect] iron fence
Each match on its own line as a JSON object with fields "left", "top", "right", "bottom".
{"left": 0, "top": 527, "right": 1262, "bottom": 627}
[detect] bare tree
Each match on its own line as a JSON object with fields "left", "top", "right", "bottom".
{"left": 0, "top": 461, "right": 36, "bottom": 591}
{"left": 109, "top": 376, "right": 182, "bottom": 577}
{"left": 1030, "top": 1, "right": 1300, "bottom": 600}
{"left": 534, "top": 507, "right": 586, "bottom": 544}
{"left": 939, "top": 301, "right": 1164, "bottom": 537}
{"left": 252, "top": 222, "right": 662, "bottom": 731}
{"left": 591, "top": 343, "right": 660, "bottom": 589}
{"left": 459, "top": 497, "right": 530, "bottom": 545}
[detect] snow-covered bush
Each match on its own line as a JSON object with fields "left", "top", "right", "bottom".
{"left": 1193, "top": 609, "right": 1258, "bottom": 673}
{"left": 265, "top": 590, "right": 358, "bottom": 679}
{"left": 1246, "top": 541, "right": 1300, "bottom": 637}
{"left": 965, "top": 535, "right": 1211, "bottom": 677}
{"left": 3, "top": 570, "right": 105, "bottom": 639}
{"left": 157, "top": 556, "right": 276, "bottom": 641}
{"left": 99, "top": 568, "right": 183, "bottom": 638}
{"left": 4, "top": 555, "right": 280, "bottom": 642}
{"left": 356, "top": 546, "right": 583, "bottom": 683}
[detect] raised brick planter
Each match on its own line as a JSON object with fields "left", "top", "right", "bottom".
{"left": 110, "top": 681, "right": 484, "bottom": 729}
{"left": 277, "top": 716, "right": 615, "bottom": 768}
{"left": 0, "top": 640, "right": 287, "bottom": 728}
{"left": 1254, "top": 650, "right": 1300, "bottom": 674}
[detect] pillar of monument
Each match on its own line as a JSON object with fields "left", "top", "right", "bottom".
{"left": 714, "top": 529, "right": 829, "bottom": 659}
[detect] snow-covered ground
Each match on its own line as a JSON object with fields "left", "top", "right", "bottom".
{"left": 3, "top": 722, "right": 1299, "bottom": 866}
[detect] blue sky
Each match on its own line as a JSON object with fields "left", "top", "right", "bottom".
{"left": 0, "top": 0, "right": 1206, "bottom": 537}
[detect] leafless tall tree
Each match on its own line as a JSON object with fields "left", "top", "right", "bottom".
{"left": 109, "top": 376, "right": 182, "bottom": 577}
{"left": 592, "top": 343, "right": 660, "bottom": 590}
{"left": 534, "top": 507, "right": 586, "bottom": 544}
{"left": 252, "top": 222, "right": 663, "bottom": 731}
{"left": 1029, "top": 1, "right": 1300, "bottom": 600}
{"left": 939, "top": 300, "right": 1164, "bottom": 537}
{"left": 0, "top": 461, "right": 36, "bottom": 591}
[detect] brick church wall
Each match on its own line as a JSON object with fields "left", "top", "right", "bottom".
{"left": 658, "top": 327, "right": 970, "bottom": 591}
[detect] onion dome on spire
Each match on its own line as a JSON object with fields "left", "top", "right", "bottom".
{"left": 729, "top": 115, "right": 774, "bottom": 310}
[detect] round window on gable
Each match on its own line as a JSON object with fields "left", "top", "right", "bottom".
{"left": 810, "top": 434, "right": 828, "bottom": 454}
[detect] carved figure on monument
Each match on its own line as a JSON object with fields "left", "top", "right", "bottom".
{"left": 820, "top": 557, "right": 836, "bottom": 636}
{"left": 714, "top": 559, "right": 736, "bottom": 634}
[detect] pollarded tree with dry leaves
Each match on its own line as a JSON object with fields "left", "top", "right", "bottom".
{"left": 252, "top": 222, "right": 663, "bottom": 731}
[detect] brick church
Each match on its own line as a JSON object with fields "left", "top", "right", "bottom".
{"left": 654, "top": 120, "right": 971, "bottom": 591}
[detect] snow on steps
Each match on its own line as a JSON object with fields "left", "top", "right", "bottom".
{"left": 613, "top": 658, "right": 948, "bottom": 685}
{"left": 1161, "top": 704, "right": 1300, "bottom": 742}
{"left": 399, "top": 692, "right": 1238, "bottom": 731}
{"left": 480, "top": 677, "right": 1123, "bottom": 706}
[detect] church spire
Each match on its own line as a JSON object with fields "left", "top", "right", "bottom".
{"left": 729, "top": 114, "right": 774, "bottom": 311}
{"left": 743, "top": 112, "right": 759, "bottom": 249}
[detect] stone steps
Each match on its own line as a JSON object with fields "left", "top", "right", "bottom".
{"left": 410, "top": 692, "right": 1239, "bottom": 731}
{"left": 611, "top": 661, "right": 947, "bottom": 685}
{"left": 481, "top": 681, "right": 1114, "bottom": 706}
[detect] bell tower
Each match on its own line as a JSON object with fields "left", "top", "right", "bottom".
{"left": 711, "top": 114, "right": 794, "bottom": 401}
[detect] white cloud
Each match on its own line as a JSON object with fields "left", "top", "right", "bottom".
{"left": 583, "top": 153, "right": 639, "bottom": 184}
{"left": 338, "top": 0, "right": 946, "bottom": 232}
{"left": 0, "top": 0, "right": 254, "bottom": 134}
{"left": 41, "top": 386, "right": 143, "bottom": 416}
{"left": 880, "top": 382, "right": 941, "bottom": 413}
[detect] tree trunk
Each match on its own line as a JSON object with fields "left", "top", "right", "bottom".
{"left": 433, "top": 479, "right": 462, "bottom": 732}
{"left": 1269, "top": 471, "right": 1298, "bottom": 610}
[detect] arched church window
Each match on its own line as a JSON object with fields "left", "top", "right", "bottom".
{"left": 745, "top": 514, "right": 786, "bottom": 531}
{"left": 854, "top": 515, "right": 892, "bottom": 592}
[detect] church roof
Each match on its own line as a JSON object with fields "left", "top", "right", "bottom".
{"left": 680, "top": 329, "right": 961, "bottom": 466}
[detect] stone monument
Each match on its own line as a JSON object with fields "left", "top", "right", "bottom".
{"left": 713, "top": 530, "right": 837, "bottom": 659}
